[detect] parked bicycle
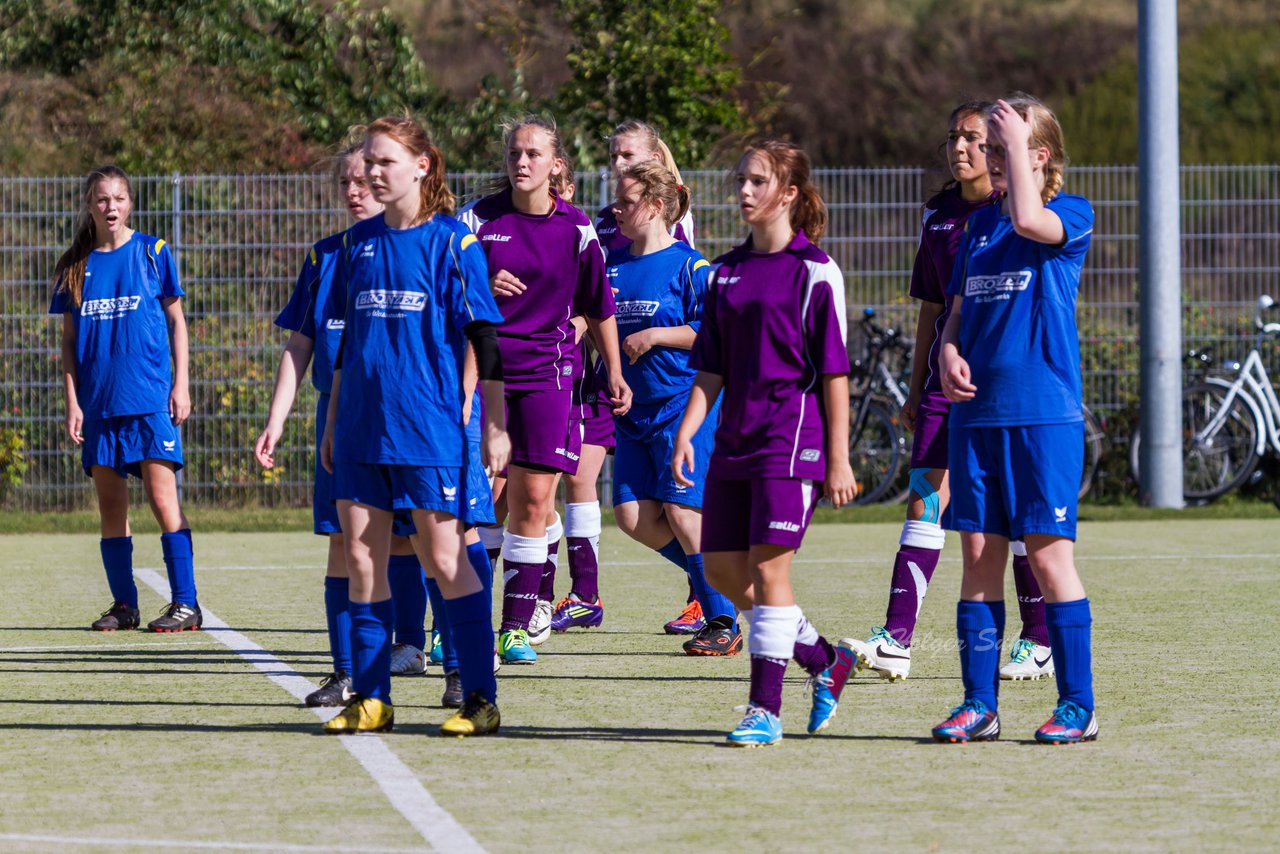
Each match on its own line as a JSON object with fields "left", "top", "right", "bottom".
{"left": 1130, "top": 294, "right": 1280, "bottom": 502}
{"left": 850, "top": 307, "right": 1104, "bottom": 504}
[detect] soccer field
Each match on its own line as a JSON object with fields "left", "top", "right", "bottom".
{"left": 1, "top": 519, "right": 1277, "bottom": 853}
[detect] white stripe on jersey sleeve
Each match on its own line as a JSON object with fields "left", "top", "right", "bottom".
{"left": 577, "top": 223, "right": 605, "bottom": 261}
{"left": 918, "top": 206, "right": 937, "bottom": 249}
{"left": 802, "top": 259, "right": 848, "bottom": 346}
{"left": 456, "top": 200, "right": 486, "bottom": 234}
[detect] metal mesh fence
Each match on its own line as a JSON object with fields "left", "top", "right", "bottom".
{"left": 2, "top": 166, "right": 1278, "bottom": 509}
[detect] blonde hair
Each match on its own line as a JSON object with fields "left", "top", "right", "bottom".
{"left": 365, "top": 115, "right": 455, "bottom": 224}
{"left": 999, "top": 93, "right": 1068, "bottom": 203}
{"left": 488, "top": 114, "right": 567, "bottom": 200}
{"left": 739, "top": 139, "right": 827, "bottom": 243}
{"left": 618, "top": 161, "right": 690, "bottom": 229}
{"left": 53, "top": 165, "right": 134, "bottom": 307}
{"left": 330, "top": 124, "right": 367, "bottom": 181}
{"left": 610, "top": 120, "right": 685, "bottom": 186}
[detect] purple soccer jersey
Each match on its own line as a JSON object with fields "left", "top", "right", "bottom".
{"left": 911, "top": 186, "right": 999, "bottom": 396}
{"left": 595, "top": 205, "right": 696, "bottom": 255}
{"left": 459, "top": 190, "right": 614, "bottom": 391}
{"left": 691, "top": 231, "right": 848, "bottom": 481}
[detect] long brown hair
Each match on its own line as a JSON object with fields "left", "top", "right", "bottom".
{"left": 998, "top": 93, "right": 1069, "bottom": 203}
{"left": 939, "top": 99, "right": 994, "bottom": 193}
{"left": 739, "top": 139, "right": 827, "bottom": 243}
{"left": 53, "top": 165, "right": 134, "bottom": 307}
{"left": 619, "top": 161, "right": 691, "bottom": 229}
{"left": 365, "top": 115, "right": 454, "bottom": 225}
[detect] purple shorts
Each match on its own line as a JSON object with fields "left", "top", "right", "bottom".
{"left": 700, "top": 477, "right": 819, "bottom": 552}
{"left": 910, "top": 393, "right": 951, "bottom": 470}
{"left": 578, "top": 397, "right": 616, "bottom": 449}
{"left": 507, "top": 388, "right": 582, "bottom": 474}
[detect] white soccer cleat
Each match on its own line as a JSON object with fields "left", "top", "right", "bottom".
{"left": 842, "top": 626, "right": 911, "bottom": 681}
{"left": 528, "top": 599, "right": 553, "bottom": 646}
{"left": 389, "top": 642, "right": 427, "bottom": 675}
{"left": 1000, "top": 638, "right": 1055, "bottom": 681}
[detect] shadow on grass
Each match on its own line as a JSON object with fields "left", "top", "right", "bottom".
{"left": 0, "top": 721, "right": 321, "bottom": 734}
{"left": 0, "top": 698, "right": 301, "bottom": 708}
{"left": 437, "top": 723, "right": 939, "bottom": 746}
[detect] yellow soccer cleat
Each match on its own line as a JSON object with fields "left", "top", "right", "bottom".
{"left": 322, "top": 696, "right": 394, "bottom": 735}
{"left": 440, "top": 692, "right": 501, "bottom": 737}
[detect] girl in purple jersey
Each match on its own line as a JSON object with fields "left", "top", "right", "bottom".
{"left": 932, "top": 95, "right": 1097, "bottom": 745}
{"left": 672, "top": 141, "right": 860, "bottom": 746}
{"left": 847, "top": 103, "right": 1058, "bottom": 684}
{"left": 52, "top": 166, "right": 200, "bottom": 634}
{"left": 460, "top": 115, "right": 631, "bottom": 665}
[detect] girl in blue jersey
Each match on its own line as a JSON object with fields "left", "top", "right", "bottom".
{"left": 580, "top": 161, "right": 742, "bottom": 657}
{"left": 52, "top": 166, "right": 201, "bottom": 634}
{"left": 932, "top": 95, "right": 1097, "bottom": 745}
{"left": 256, "top": 140, "right": 428, "bottom": 707}
{"left": 319, "top": 115, "right": 510, "bottom": 736}
{"left": 673, "top": 141, "right": 860, "bottom": 746}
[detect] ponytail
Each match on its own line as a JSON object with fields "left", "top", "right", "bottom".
{"left": 739, "top": 139, "right": 828, "bottom": 244}
{"left": 619, "top": 161, "right": 690, "bottom": 229}
{"left": 366, "top": 115, "right": 454, "bottom": 224}
{"left": 998, "top": 93, "right": 1069, "bottom": 204}
{"left": 53, "top": 165, "right": 133, "bottom": 308}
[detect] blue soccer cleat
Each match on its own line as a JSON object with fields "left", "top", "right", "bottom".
{"left": 428, "top": 628, "right": 444, "bottom": 665}
{"left": 931, "top": 699, "right": 1001, "bottom": 743}
{"left": 498, "top": 628, "right": 538, "bottom": 664}
{"left": 1035, "top": 700, "right": 1098, "bottom": 745}
{"left": 807, "top": 644, "right": 859, "bottom": 734}
{"left": 726, "top": 705, "right": 783, "bottom": 747}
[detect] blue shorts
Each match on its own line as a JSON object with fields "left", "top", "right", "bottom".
{"left": 399, "top": 442, "right": 495, "bottom": 530}
{"left": 613, "top": 405, "right": 716, "bottom": 509}
{"left": 947, "top": 422, "right": 1083, "bottom": 540}
{"left": 332, "top": 458, "right": 489, "bottom": 526}
{"left": 81, "top": 412, "right": 183, "bottom": 478}
{"left": 313, "top": 394, "right": 342, "bottom": 536}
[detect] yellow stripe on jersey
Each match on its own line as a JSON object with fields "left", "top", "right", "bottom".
{"left": 154, "top": 239, "right": 166, "bottom": 254}
{"left": 693, "top": 259, "right": 709, "bottom": 271}
{"left": 447, "top": 233, "right": 479, "bottom": 322}
{"left": 460, "top": 233, "right": 478, "bottom": 251}
{"left": 310, "top": 247, "right": 317, "bottom": 266}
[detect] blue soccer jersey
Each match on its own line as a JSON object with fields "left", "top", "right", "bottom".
{"left": 275, "top": 231, "right": 346, "bottom": 394}
{"left": 329, "top": 214, "right": 503, "bottom": 466}
{"left": 606, "top": 242, "right": 711, "bottom": 434}
{"left": 49, "top": 232, "right": 183, "bottom": 420}
{"left": 946, "top": 193, "right": 1094, "bottom": 427}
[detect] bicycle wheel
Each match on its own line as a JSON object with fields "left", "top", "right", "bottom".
{"left": 1078, "top": 406, "right": 1104, "bottom": 499}
{"left": 1129, "top": 381, "right": 1261, "bottom": 501}
{"left": 850, "top": 397, "right": 907, "bottom": 505}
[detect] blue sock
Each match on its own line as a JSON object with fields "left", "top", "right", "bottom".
{"left": 160, "top": 529, "right": 197, "bottom": 607}
{"left": 656, "top": 537, "right": 687, "bottom": 570}
{"left": 466, "top": 540, "right": 493, "bottom": 601}
{"left": 100, "top": 536, "right": 137, "bottom": 608}
{"left": 685, "top": 552, "right": 736, "bottom": 629}
{"left": 444, "top": 589, "right": 497, "bottom": 704}
{"left": 1045, "top": 598, "right": 1094, "bottom": 712}
{"left": 957, "top": 599, "right": 1005, "bottom": 711}
{"left": 350, "top": 599, "right": 393, "bottom": 702}
{"left": 425, "top": 578, "right": 458, "bottom": 671}
{"left": 323, "top": 577, "right": 353, "bottom": 674}
{"left": 387, "top": 553, "right": 427, "bottom": 651}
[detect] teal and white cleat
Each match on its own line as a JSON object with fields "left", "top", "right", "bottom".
{"left": 1000, "top": 638, "right": 1055, "bottom": 681}
{"left": 498, "top": 628, "right": 538, "bottom": 664}
{"left": 843, "top": 626, "right": 910, "bottom": 681}
{"left": 726, "top": 705, "right": 783, "bottom": 747}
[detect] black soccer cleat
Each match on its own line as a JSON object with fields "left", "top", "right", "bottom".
{"left": 147, "top": 602, "right": 202, "bottom": 633}
{"left": 442, "top": 670, "right": 464, "bottom": 708}
{"left": 91, "top": 601, "right": 140, "bottom": 632}
{"left": 306, "top": 672, "right": 354, "bottom": 708}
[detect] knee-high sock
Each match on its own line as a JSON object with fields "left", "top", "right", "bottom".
{"left": 100, "top": 536, "right": 137, "bottom": 608}
{"left": 323, "top": 576, "right": 353, "bottom": 675}
{"left": 1045, "top": 598, "right": 1094, "bottom": 711}
{"left": 793, "top": 614, "right": 836, "bottom": 676}
{"left": 683, "top": 551, "right": 736, "bottom": 628}
{"left": 160, "top": 529, "right": 197, "bottom": 607}
{"left": 957, "top": 599, "right": 1004, "bottom": 711}
{"left": 883, "top": 520, "right": 945, "bottom": 646}
{"left": 748, "top": 604, "right": 801, "bottom": 716}
{"left": 1011, "top": 541, "right": 1050, "bottom": 647}
{"left": 350, "top": 598, "right": 394, "bottom": 702}
{"left": 387, "top": 554, "right": 427, "bottom": 651}
{"left": 425, "top": 578, "right": 458, "bottom": 672}
{"left": 479, "top": 525, "right": 504, "bottom": 570}
{"left": 466, "top": 540, "right": 493, "bottom": 602}
{"left": 444, "top": 589, "right": 497, "bottom": 704}
{"left": 565, "top": 501, "right": 601, "bottom": 601}
{"left": 540, "top": 513, "right": 562, "bottom": 603}
{"left": 501, "top": 531, "right": 546, "bottom": 631}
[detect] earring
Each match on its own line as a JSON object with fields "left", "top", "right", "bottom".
{"left": 415, "top": 168, "right": 427, "bottom": 180}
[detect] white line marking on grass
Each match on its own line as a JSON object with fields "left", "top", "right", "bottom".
{"left": 0, "top": 640, "right": 217, "bottom": 654}
{"left": 135, "top": 568, "right": 485, "bottom": 854}
{"left": 0, "top": 832, "right": 428, "bottom": 853}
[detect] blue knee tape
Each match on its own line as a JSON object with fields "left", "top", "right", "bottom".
{"left": 908, "top": 468, "right": 941, "bottom": 524}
